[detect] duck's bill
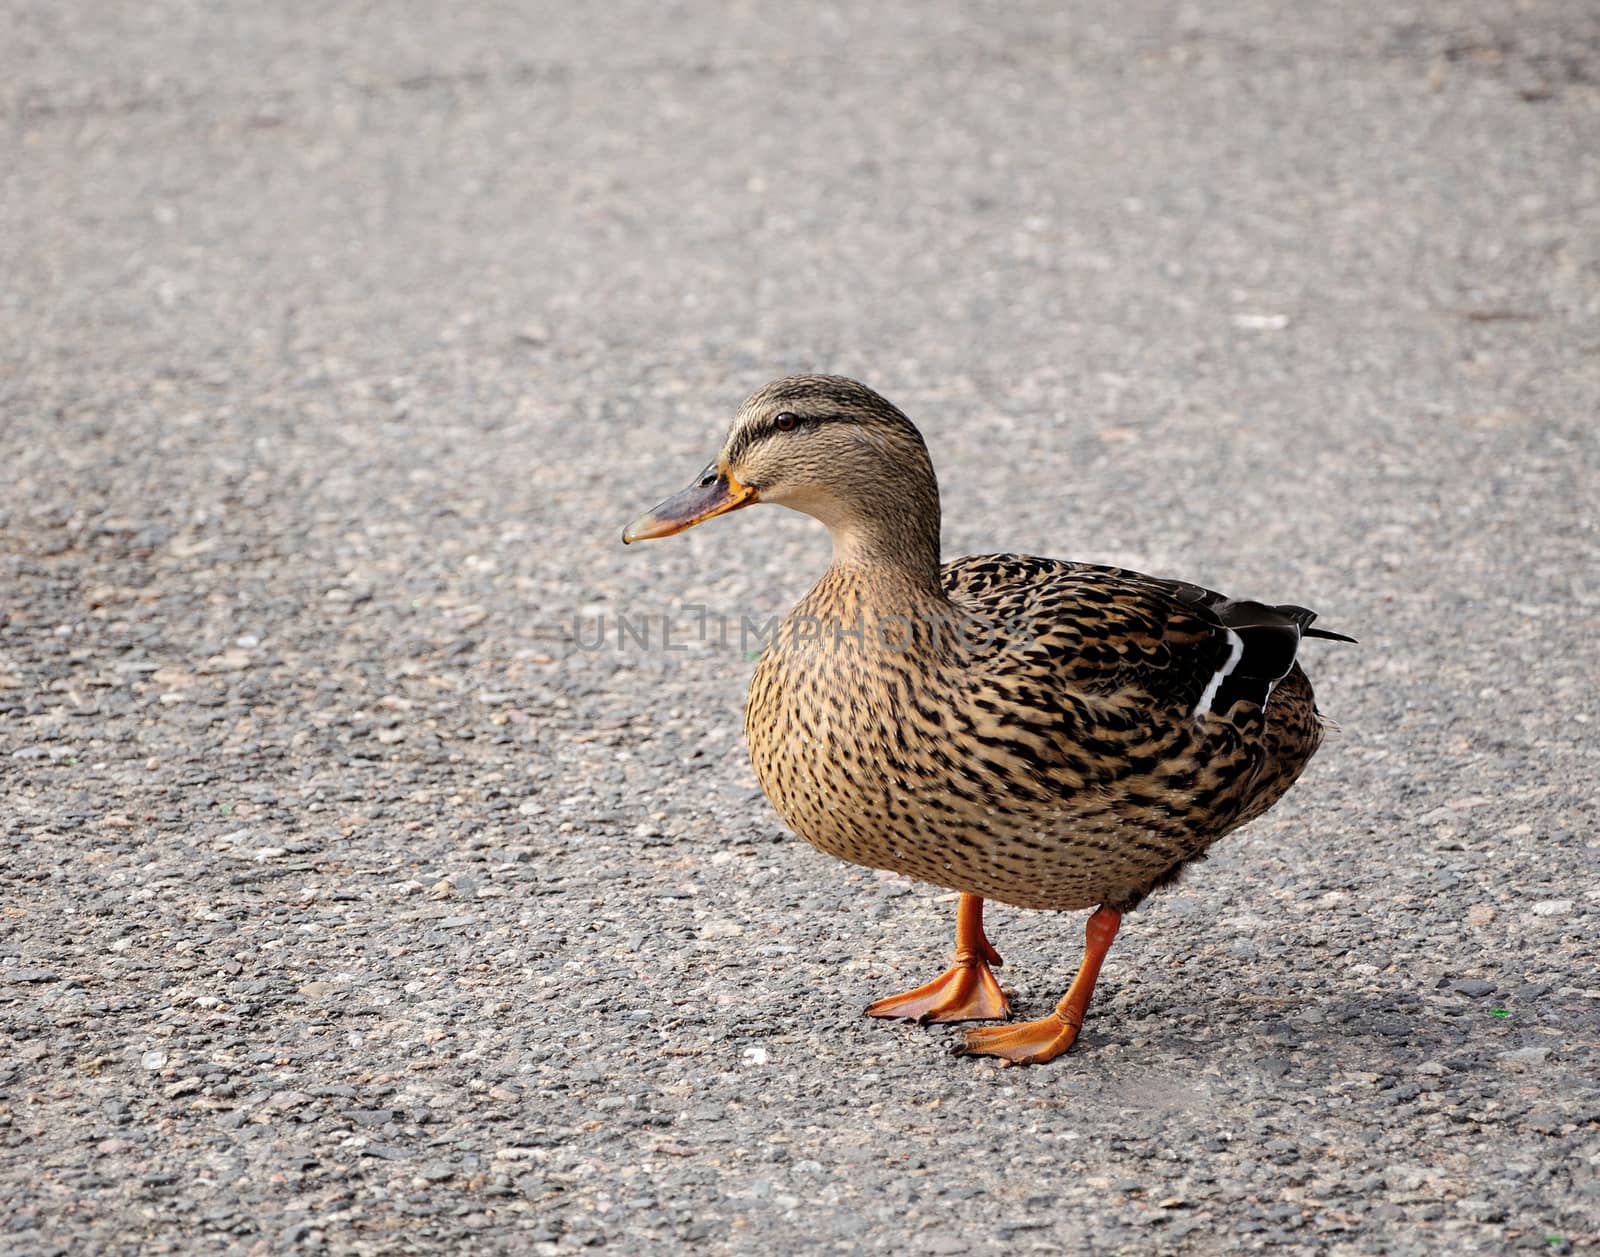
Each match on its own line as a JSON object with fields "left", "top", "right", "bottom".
{"left": 622, "top": 467, "right": 758, "bottom": 543}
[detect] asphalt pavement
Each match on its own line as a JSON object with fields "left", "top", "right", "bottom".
{"left": 3, "top": 2, "right": 1598, "bottom": 1253}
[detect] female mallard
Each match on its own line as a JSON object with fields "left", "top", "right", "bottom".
{"left": 623, "top": 375, "right": 1351, "bottom": 1064}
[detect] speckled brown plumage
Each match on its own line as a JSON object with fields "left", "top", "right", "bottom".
{"left": 745, "top": 558, "right": 1326, "bottom": 914}
{"left": 623, "top": 374, "right": 1352, "bottom": 1063}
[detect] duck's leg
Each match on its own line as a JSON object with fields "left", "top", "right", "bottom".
{"left": 960, "top": 905, "right": 1123, "bottom": 1064}
{"left": 866, "top": 893, "right": 1011, "bottom": 1023}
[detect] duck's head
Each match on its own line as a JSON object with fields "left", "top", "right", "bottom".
{"left": 622, "top": 375, "right": 940, "bottom": 569}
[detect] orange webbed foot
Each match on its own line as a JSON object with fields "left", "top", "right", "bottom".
{"left": 959, "top": 1008, "right": 1082, "bottom": 1064}
{"left": 867, "top": 893, "right": 1010, "bottom": 1024}
{"left": 958, "top": 904, "right": 1124, "bottom": 1067}
{"left": 866, "top": 954, "right": 1010, "bottom": 1024}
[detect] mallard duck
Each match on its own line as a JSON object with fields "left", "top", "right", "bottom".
{"left": 623, "top": 375, "right": 1351, "bottom": 1064}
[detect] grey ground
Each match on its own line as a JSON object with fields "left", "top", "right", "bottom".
{"left": 3, "top": 2, "right": 1598, "bottom": 1253}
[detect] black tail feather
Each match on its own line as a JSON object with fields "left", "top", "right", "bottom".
{"left": 1207, "top": 600, "right": 1355, "bottom": 714}
{"left": 1159, "top": 578, "right": 1356, "bottom": 714}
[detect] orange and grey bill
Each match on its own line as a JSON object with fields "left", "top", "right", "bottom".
{"left": 622, "top": 466, "right": 758, "bottom": 543}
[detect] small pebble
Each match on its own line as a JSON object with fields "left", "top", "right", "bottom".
{"left": 4, "top": 967, "right": 58, "bottom": 983}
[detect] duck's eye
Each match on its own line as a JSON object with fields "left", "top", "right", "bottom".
{"left": 774, "top": 412, "right": 800, "bottom": 433}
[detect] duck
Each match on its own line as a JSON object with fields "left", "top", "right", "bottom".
{"left": 622, "top": 375, "right": 1351, "bottom": 1064}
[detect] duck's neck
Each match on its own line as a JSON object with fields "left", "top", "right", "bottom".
{"left": 821, "top": 506, "right": 945, "bottom": 602}
{"left": 782, "top": 447, "right": 946, "bottom": 599}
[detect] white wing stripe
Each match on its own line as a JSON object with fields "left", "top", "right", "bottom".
{"left": 1195, "top": 628, "right": 1245, "bottom": 717}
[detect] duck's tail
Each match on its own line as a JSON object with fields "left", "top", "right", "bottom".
{"left": 1202, "top": 600, "right": 1355, "bottom": 715}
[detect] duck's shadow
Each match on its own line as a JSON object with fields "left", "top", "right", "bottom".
{"left": 1102, "top": 985, "right": 1491, "bottom": 1066}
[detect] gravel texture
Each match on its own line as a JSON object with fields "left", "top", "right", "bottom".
{"left": 3, "top": 2, "right": 1599, "bottom": 1254}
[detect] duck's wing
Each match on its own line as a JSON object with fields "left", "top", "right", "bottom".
{"left": 940, "top": 555, "right": 1353, "bottom": 720}
{"left": 1149, "top": 574, "right": 1356, "bottom": 714}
